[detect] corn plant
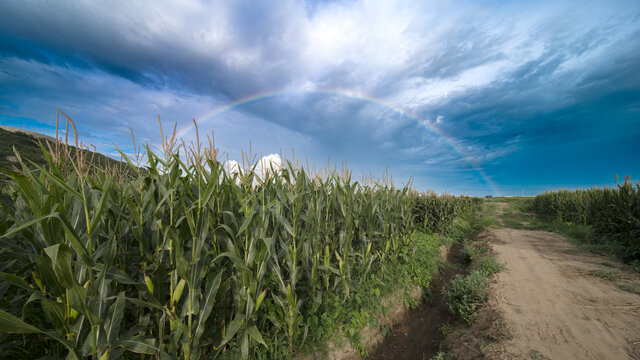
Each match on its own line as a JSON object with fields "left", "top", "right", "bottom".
{"left": 0, "top": 113, "right": 477, "bottom": 359}
{"left": 528, "top": 177, "right": 640, "bottom": 263}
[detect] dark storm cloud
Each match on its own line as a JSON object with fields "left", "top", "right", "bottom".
{"left": 0, "top": 1, "right": 309, "bottom": 97}
{"left": 1, "top": 0, "right": 639, "bottom": 194}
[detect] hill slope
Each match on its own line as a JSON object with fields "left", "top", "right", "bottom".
{"left": 0, "top": 126, "right": 128, "bottom": 177}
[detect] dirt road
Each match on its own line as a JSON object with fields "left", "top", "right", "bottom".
{"left": 489, "top": 227, "right": 640, "bottom": 359}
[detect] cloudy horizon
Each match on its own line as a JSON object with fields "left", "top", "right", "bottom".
{"left": 1, "top": 0, "right": 639, "bottom": 196}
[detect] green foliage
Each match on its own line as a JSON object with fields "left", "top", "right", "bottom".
{"left": 527, "top": 179, "right": 640, "bottom": 264}
{"left": 438, "top": 323, "right": 452, "bottom": 338}
{"left": 0, "top": 120, "right": 482, "bottom": 359}
{"left": 458, "top": 242, "right": 478, "bottom": 264}
{"left": 412, "top": 193, "right": 480, "bottom": 235}
{"left": 442, "top": 271, "right": 489, "bottom": 323}
{"left": 477, "top": 256, "right": 505, "bottom": 276}
{"left": 475, "top": 215, "right": 501, "bottom": 230}
{"left": 404, "top": 233, "right": 442, "bottom": 289}
{"left": 380, "top": 324, "right": 390, "bottom": 337}
{"left": 0, "top": 114, "right": 484, "bottom": 358}
{"left": 618, "top": 282, "right": 640, "bottom": 294}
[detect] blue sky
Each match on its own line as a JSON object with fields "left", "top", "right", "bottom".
{"left": 1, "top": 0, "right": 639, "bottom": 195}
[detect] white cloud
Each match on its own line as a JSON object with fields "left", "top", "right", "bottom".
{"left": 224, "top": 154, "right": 283, "bottom": 185}
{"left": 225, "top": 160, "right": 240, "bottom": 175}
{"left": 256, "top": 153, "right": 283, "bottom": 178}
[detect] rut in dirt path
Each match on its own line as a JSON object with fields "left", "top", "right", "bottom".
{"left": 490, "top": 227, "right": 640, "bottom": 359}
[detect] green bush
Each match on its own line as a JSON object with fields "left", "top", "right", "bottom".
{"left": 442, "top": 271, "right": 489, "bottom": 323}
{"left": 404, "top": 232, "right": 442, "bottom": 289}
{"left": 457, "top": 242, "right": 477, "bottom": 264}
{"left": 477, "top": 256, "right": 504, "bottom": 276}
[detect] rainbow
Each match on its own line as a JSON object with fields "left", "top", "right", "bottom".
{"left": 176, "top": 89, "right": 500, "bottom": 195}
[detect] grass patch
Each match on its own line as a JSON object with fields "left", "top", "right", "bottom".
{"left": 502, "top": 212, "right": 542, "bottom": 230}
{"left": 443, "top": 209, "right": 504, "bottom": 323}
{"left": 476, "top": 215, "right": 502, "bottom": 229}
{"left": 588, "top": 269, "right": 640, "bottom": 295}
{"left": 481, "top": 201, "right": 500, "bottom": 216}
{"left": 547, "top": 222, "right": 592, "bottom": 243}
{"left": 590, "top": 269, "right": 622, "bottom": 282}
{"left": 477, "top": 256, "right": 505, "bottom": 276}
{"left": 442, "top": 270, "right": 490, "bottom": 323}
{"left": 438, "top": 323, "right": 453, "bottom": 338}
{"left": 475, "top": 201, "right": 502, "bottom": 229}
{"left": 529, "top": 350, "right": 543, "bottom": 360}
{"left": 618, "top": 283, "right": 640, "bottom": 294}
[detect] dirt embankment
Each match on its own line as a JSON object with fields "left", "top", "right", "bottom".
{"left": 484, "top": 228, "right": 640, "bottom": 359}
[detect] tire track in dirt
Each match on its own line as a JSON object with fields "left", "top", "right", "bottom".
{"left": 489, "top": 227, "right": 640, "bottom": 359}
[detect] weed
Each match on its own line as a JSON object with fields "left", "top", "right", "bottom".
{"left": 439, "top": 323, "right": 453, "bottom": 338}
{"left": 423, "top": 287, "right": 436, "bottom": 305}
{"left": 381, "top": 325, "right": 390, "bottom": 337}
{"left": 589, "top": 269, "right": 640, "bottom": 295}
{"left": 442, "top": 271, "right": 489, "bottom": 323}
{"left": 477, "top": 256, "right": 505, "bottom": 276}
{"left": 478, "top": 339, "right": 486, "bottom": 354}
{"left": 590, "top": 269, "right": 622, "bottom": 282}
{"left": 458, "top": 241, "right": 481, "bottom": 264}
{"left": 618, "top": 282, "right": 640, "bottom": 294}
{"left": 529, "top": 350, "right": 543, "bottom": 359}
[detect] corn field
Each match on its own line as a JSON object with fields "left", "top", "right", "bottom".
{"left": 527, "top": 176, "right": 640, "bottom": 263}
{"left": 412, "top": 193, "right": 479, "bottom": 236}
{"left": 0, "top": 118, "right": 478, "bottom": 359}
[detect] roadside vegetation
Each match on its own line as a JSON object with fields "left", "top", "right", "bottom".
{"left": 442, "top": 245, "right": 504, "bottom": 326}
{"left": 424, "top": 198, "right": 506, "bottom": 360}
{"left": 0, "top": 115, "right": 482, "bottom": 359}
{"left": 525, "top": 179, "right": 640, "bottom": 270}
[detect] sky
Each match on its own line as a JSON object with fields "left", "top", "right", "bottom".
{"left": 1, "top": 0, "right": 639, "bottom": 196}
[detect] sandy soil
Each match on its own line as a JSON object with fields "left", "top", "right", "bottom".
{"left": 489, "top": 227, "right": 640, "bottom": 359}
